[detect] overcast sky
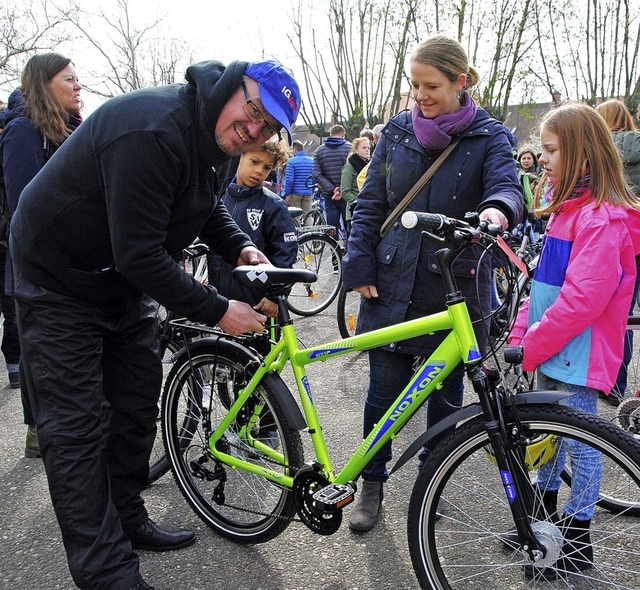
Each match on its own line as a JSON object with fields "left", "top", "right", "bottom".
{"left": 67, "top": 0, "right": 322, "bottom": 113}
{"left": 127, "top": 0, "right": 313, "bottom": 66}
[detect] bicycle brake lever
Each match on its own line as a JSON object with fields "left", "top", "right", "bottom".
{"left": 421, "top": 230, "right": 447, "bottom": 244}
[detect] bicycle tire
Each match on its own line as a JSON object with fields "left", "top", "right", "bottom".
{"left": 407, "top": 404, "right": 640, "bottom": 589}
{"left": 287, "top": 233, "right": 342, "bottom": 316}
{"left": 553, "top": 315, "right": 640, "bottom": 515}
{"left": 302, "top": 203, "right": 327, "bottom": 227}
{"left": 336, "top": 286, "right": 360, "bottom": 339}
{"left": 162, "top": 339, "right": 304, "bottom": 543}
{"left": 614, "top": 315, "right": 640, "bottom": 399}
{"left": 148, "top": 307, "right": 189, "bottom": 485}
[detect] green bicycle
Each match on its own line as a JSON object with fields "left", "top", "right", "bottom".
{"left": 161, "top": 211, "right": 640, "bottom": 589}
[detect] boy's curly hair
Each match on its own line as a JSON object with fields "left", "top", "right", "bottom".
{"left": 260, "top": 140, "right": 291, "bottom": 170}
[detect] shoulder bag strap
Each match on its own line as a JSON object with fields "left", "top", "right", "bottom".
{"left": 379, "top": 137, "right": 460, "bottom": 237}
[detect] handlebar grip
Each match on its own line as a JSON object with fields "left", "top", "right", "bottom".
{"left": 401, "top": 211, "right": 449, "bottom": 231}
{"left": 503, "top": 346, "right": 524, "bottom": 364}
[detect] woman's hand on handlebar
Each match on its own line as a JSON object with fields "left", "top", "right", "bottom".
{"left": 479, "top": 207, "right": 508, "bottom": 230}
{"left": 354, "top": 285, "right": 378, "bottom": 299}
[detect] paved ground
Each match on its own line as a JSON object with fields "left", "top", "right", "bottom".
{"left": 0, "top": 299, "right": 428, "bottom": 590}
{"left": 2, "top": 297, "right": 638, "bottom": 589}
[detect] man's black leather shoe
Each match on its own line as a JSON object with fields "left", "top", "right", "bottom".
{"left": 128, "top": 517, "right": 195, "bottom": 552}
{"left": 130, "top": 581, "right": 154, "bottom": 590}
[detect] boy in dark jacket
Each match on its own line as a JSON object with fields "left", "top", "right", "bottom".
{"left": 209, "top": 140, "right": 298, "bottom": 317}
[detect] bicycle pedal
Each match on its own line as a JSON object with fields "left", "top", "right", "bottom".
{"left": 312, "top": 482, "right": 356, "bottom": 512}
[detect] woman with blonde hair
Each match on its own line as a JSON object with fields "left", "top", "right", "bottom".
{"left": 343, "top": 33, "right": 522, "bottom": 531}
{"left": 340, "top": 136, "right": 371, "bottom": 231}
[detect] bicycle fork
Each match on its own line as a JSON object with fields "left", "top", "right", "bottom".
{"left": 468, "top": 365, "right": 548, "bottom": 564}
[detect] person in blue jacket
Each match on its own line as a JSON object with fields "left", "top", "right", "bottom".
{"left": 343, "top": 34, "right": 523, "bottom": 532}
{"left": 208, "top": 139, "right": 298, "bottom": 317}
{"left": 283, "top": 139, "right": 314, "bottom": 213}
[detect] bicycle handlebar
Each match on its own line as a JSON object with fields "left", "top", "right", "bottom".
{"left": 401, "top": 211, "right": 503, "bottom": 238}
{"left": 401, "top": 211, "right": 468, "bottom": 232}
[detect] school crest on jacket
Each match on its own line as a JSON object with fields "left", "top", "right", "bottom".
{"left": 246, "top": 208, "right": 263, "bottom": 231}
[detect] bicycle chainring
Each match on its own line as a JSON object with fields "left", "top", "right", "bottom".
{"left": 293, "top": 466, "right": 342, "bottom": 535}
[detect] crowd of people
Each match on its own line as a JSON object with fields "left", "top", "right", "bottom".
{"left": 2, "top": 31, "right": 640, "bottom": 590}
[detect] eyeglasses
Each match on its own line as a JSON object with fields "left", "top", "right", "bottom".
{"left": 241, "top": 79, "right": 282, "bottom": 141}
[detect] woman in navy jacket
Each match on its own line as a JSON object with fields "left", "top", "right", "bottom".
{"left": 0, "top": 54, "right": 82, "bottom": 459}
{"left": 344, "top": 34, "right": 523, "bottom": 531}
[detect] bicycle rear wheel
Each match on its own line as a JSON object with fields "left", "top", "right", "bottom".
{"left": 337, "top": 286, "right": 360, "bottom": 339}
{"left": 148, "top": 308, "right": 205, "bottom": 485}
{"left": 162, "top": 339, "right": 304, "bottom": 543}
{"left": 408, "top": 404, "right": 640, "bottom": 589}
{"left": 148, "top": 306, "right": 186, "bottom": 485}
{"left": 612, "top": 315, "right": 640, "bottom": 399}
{"left": 287, "top": 233, "right": 342, "bottom": 316}
{"left": 302, "top": 202, "right": 327, "bottom": 227}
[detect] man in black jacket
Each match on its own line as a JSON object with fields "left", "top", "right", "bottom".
{"left": 10, "top": 59, "right": 300, "bottom": 590}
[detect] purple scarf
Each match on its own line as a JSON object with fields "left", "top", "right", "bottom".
{"left": 412, "top": 90, "right": 477, "bottom": 151}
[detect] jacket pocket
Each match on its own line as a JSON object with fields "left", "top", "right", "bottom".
{"left": 427, "top": 251, "right": 479, "bottom": 279}
{"left": 375, "top": 242, "right": 397, "bottom": 266}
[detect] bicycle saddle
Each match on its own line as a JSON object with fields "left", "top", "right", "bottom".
{"left": 233, "top": 264, "right": 317, "bottom": 287}
{"left": 288, "top": 207, "right": 305, "bottom": 219}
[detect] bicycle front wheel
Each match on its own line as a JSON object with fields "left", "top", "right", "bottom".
{"left": 408, "top": 404, "right": 640, "bottom": 589}
{"left": 287, "top": 233, "right": 342, "bottom": 316}
{"left": 162, "top": 340, "right": 304, "bottom": 543}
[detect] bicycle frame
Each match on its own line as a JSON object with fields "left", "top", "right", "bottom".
{"left": 208, "top": 294, "right": 480, "bottom": 489}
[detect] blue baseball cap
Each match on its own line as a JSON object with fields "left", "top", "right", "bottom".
{"left": 245, "top": 60, "right": 300, "bottom": 144}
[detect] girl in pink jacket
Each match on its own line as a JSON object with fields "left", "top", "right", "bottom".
{"left": 509, "top": 102, "right": 640, "bottom": 579}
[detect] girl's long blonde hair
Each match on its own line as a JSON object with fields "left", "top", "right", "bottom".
{"left": 539, "top": 102, "right": 638, "bottom": 213}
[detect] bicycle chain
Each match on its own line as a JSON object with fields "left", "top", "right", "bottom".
{"left": 209, "top": 436, "right": 303, "bottom": 523}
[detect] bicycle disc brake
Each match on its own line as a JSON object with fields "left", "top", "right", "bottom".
{"left": 293, "top": 465, "right": 342, "bottom": 535}
{"left": 617, "top": 397, "right": 640, "bottom": 433}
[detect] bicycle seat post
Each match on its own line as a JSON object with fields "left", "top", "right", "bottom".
{"left": 435, "top": 247, "right": 465, "bottom": 303}
{"left": 274, "top": 293, "right": 292, "bottom": 325}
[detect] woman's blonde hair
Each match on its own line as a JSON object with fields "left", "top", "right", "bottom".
{"left": 351, "top": 137, "right": 370, "bottom": 152}
{"left": 22, "top": 53, "right": 78, "bottom": 145}
{"left": 596, "top": 99, "right": 637, "bottom": 133}
{"left": 539, "top": 102, "right": 638, "bottom": 212}
{"left": 410, "top": 34, "right": 479, "bottom": 89}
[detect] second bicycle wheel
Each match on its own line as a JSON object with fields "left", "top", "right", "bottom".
{"left": 287, "top": 233, "right": 342, "bottom": 316}
{"left": 408, "top": 404, "right": 640, "bottom": 589}
{"left": 163, "top": 339, "right": 304, "bottom": 543}
{"left": 337, "top": 286, "right": 360, "bottom": 339}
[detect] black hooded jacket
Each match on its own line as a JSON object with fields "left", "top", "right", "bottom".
{"left": 11, "top": 61, "right": 253, "bottom": 324}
